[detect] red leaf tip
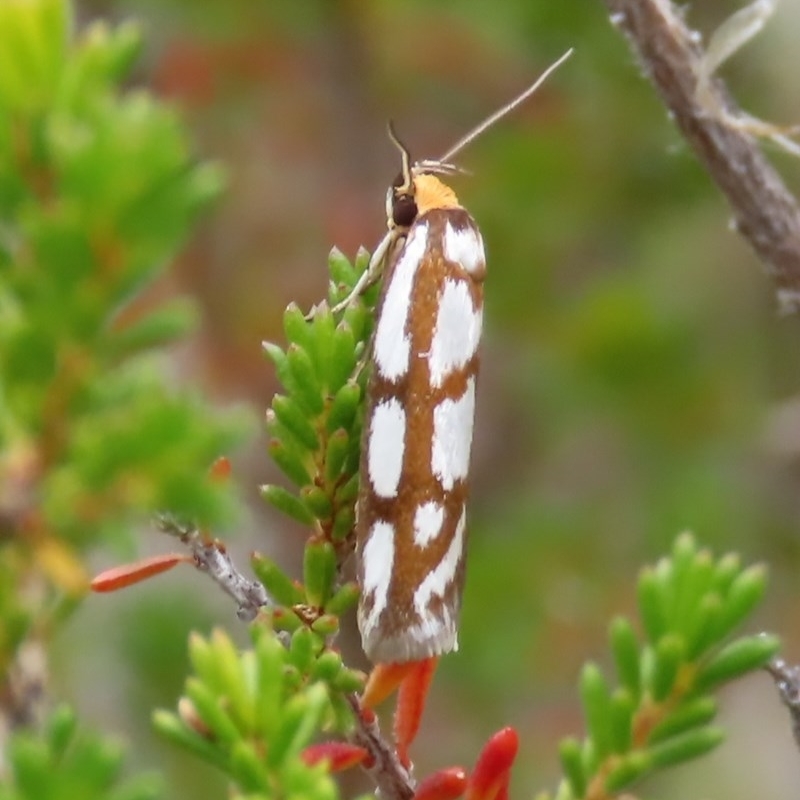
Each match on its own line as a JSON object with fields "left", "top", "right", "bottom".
{"left": 301, "top": 742, "right": 369, "bottom": 772}
{"left": 90, "top": 553, "right": 192, "bottom": 592}
{"left": 466, "top": 727, "right": 519, "bottom": 800}
{"left": 414, "top": 767, "right": 469, "bottom": 800}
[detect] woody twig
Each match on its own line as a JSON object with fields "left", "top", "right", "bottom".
{"left": 599, "top": 0, "right": 800, "bottom": 312}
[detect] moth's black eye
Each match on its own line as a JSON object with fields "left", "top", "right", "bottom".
{"left": 392, "top": 194, "right": 417, "bottom": 228}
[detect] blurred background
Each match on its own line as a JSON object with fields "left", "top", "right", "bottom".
{"left": 58, "top": 1, "right": 800, "bottom": 798}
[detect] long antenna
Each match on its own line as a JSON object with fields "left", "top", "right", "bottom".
{"left": 437, "top": 48, "right": 573, "bottom": 165}
{"left": 386, "top": 120, "right": 413, "bottom": 192}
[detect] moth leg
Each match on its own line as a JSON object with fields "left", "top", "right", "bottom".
{"left": 329, "top": 230, "right": 394, "bottom": 315}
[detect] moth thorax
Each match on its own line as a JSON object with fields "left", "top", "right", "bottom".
{"left": 388, "top": 172, "right": 461, "bottom": 230}
{"left": 413, "top": 173, "right": 460, "bottom": 216}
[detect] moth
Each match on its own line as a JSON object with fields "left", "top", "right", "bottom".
{"left": 352, "top": 50, "right": 573, "bottom": 665}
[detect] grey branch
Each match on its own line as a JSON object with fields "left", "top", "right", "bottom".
{"left": 766, "top": 659, "right": 800, "bottom": 749}
{"left": 0, "top": 640, "right": 48, "bottom": 777}
{"left": 346, "top": 694, "right": 416, "bottom": 800}
{"left": 599, "top": 0, "right": 800, "bottom": 312}
{"left": 157, "top": 515, "right": 271, "bottom": 621}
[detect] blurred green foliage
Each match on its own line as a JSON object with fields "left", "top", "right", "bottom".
{"left": 0, "top": 706, "right": 161, "bottom": 800}
{"left": 154, "top": 627, "right": 353, "bottom": 800}
{"left": 545, "top": 534, "right": 778, "bottom": 800}
{"left": 0, "top": 0, "right": 249, "bottom": 556}
{"left": 0, "top": 0, "right": 250, "bottom": 796}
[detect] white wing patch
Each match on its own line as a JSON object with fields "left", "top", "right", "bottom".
{"left": 358, "top": 521, "right": 395, "bottom": 636}
{"left": 413, "top": 501, "right": 445, "bottom": 547}
{"left": 368, "top": 399, "right": 406, "bottom": 498}
{"left": 413, "top": 506, "right": 466, "bottom": 632}
{"left": 373, "top": 223, "right": 428, "bottom": 380}
{"left": 432, "top": 378, "right": 476, "bottom": 491}
{"left": 444, "top": 221, "right": 485, "bottom": 276}
{"left": 429, "top": 278, "right": 483, "bottom": 388}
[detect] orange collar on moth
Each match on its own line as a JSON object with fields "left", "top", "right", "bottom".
{"left": 413, "top": 173, "right": 461, "bottom": 215}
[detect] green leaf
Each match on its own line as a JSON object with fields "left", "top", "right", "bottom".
{"left": 301, "top": 485, "right": 333, "bottom": 520}
{"left": 335, "top": 472, "right": 360, "bottom": 505}
{"left": 310, "top": 613, "right": 339, "bottom": 636}
{"left": 714, "top": 564, "right": 767, "bottom": 642}
{"left": 650, "top": 633, "right": 685, "bottom": 702}
{"left": 323, "top": 428, "right": 350, "bottom": 485}
{"left": 45, "top": 703, "right": 77, "bottom": 758}
{"left": 260, "top": 483, "right": 316, "bottom": 526}
{"left": 579, "top": 662, "right": 612, "bottom": 760}
{"left": 253, "top": 628, "right": 285, "bottom": 742}
{"left": 326, "top": 381, "right": 361, "bottom": 434}
{"left": 251, "top": 552, "right": 305, "bottom": 606}
{"left": 8, "top": 737, "right": 49, "bottom": 798}
{"left": 303, "top": 538, "right": 337, "bottom": 608}
{"left": 647, "top": 696, "right": 717, "bottom": 744}
{"left": 153, "top": 710, "right": 229, "bottom": 770}
{"left": 103, "top": 299, "right": 198, "bottom": 360}
{"left": 267, "top": 685, "right": 326, "bottom": 768}
{"left": 694, "top": 633, "right": 780, "bottom": 693}
{"left": 268, "top": 438, "right": 312, "bottom": 487}
{"left": 638, "top": 566, "right": 668, "bottom": 643}
{"left": 184, "top": 677, "right": 241, "bottom": 746}
{"left": 327, "top": 321, "right": 358, "bottom": 392}
{"left": 711, "top": 552, "right": 741, "bottom": 596}
{"left": 609, "top": 616, "right": 641, "bottom": 700}
{"left": 271, "top": 395, "right": 320, "bottom": 452}
{"left": 324, "top": 581, "right": 359, "bottom": 616}
{"left": 311, "top": 649, "right": 343, "bottom": 682}
{"left": 644, "top": 725, "right": 725, "bottom": 769}
{"left": 580, "top": 737, "right": 599, "bottom": 779}
{"left": 187, "top": 631, "right": 216, "bottom": 688}
{"left": 283, "top": 302, "right": 316, "bottom": 353}
{"left": 558, "top": 736, "right": 586, "bottom": 798}
{"left": 286, "top": 344, "right": 325, "bottom": 416}
{"left": 684, "top": 591, "right": 723, "bottom": 660}
{"left": 330, "top": 692, "right": 360, "bottom": 736}
{"left": 289, "top": 627, "right": 320, "bottom": 673}
{"left": 669, "top": 531, "right": 698, "bottom": 577}
{"left": 327, "top": 247, "right": 358, "bottom": 291}
{"left": 230, "top": 740, "right": 270, "bottom": 792}
{"left": 342, "top": 303, "right": 371, "bottom": 349}
{"left": 671, "top": 544, "right": 714, "bottom": 639}
{"left": 208, "top": 629, "right": 250, "bottom": 727}
{"left": 608, "top": 688, "right": 634, "bottom": 754}
{"left": 272, "top": 607, "right": 304, "bottom": 633}
{"left": 331, "top": 666, "right": 364, "bottom": 694}
{"left": 263, "top": 340, "right": 288, "bottom": 374}
{"left": 309, "top": 305, "right": 337, "bottom": 389}
{"left": 0, "top": 0, "right": 67, "bottom": 111}
{"left": 330, "top": 504, "right": 355, "bottom": 542}
{"left": 603, "top": 750, "right": 650, "bottom": 793}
